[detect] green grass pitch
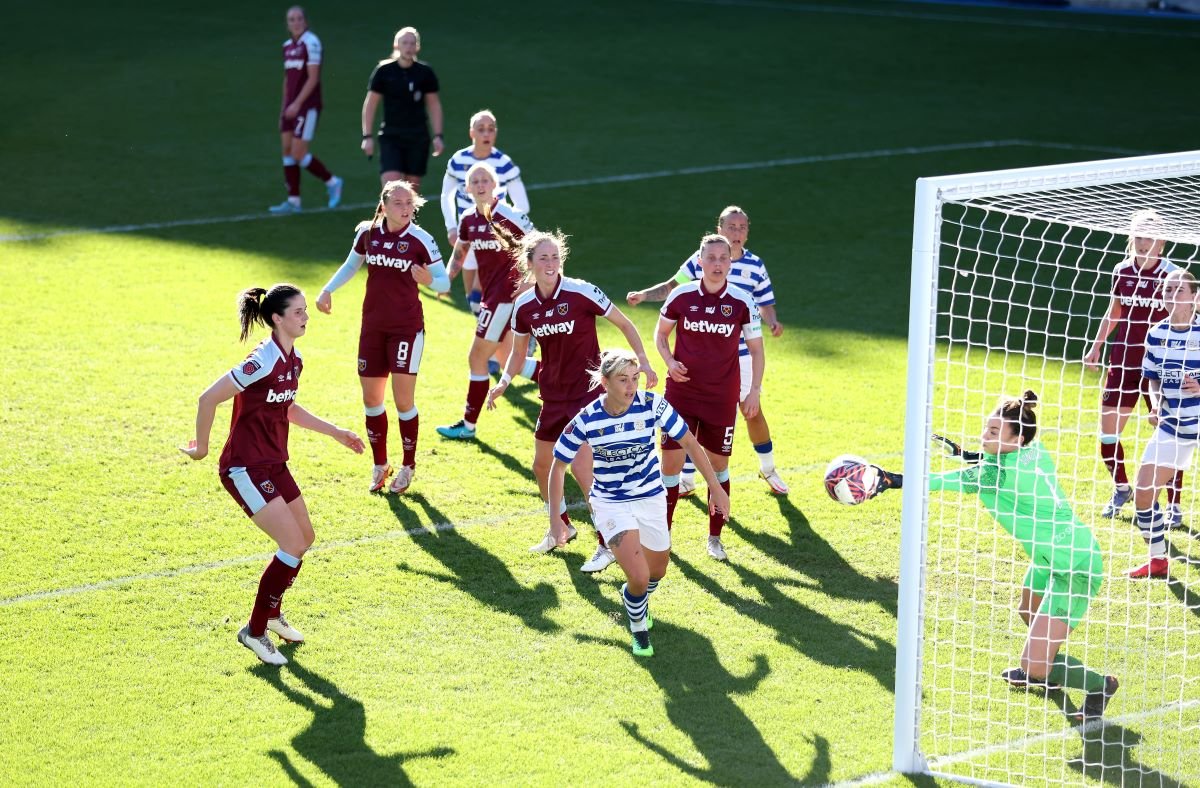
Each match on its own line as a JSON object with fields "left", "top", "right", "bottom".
{"left": 2, "top": 1, "right": 1199, "bottom": 785}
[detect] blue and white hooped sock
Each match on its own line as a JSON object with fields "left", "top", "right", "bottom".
{"left": 623, "top": 584, "right": 649, "bottom": 632}
{"left": 1135, "top": 506, "right": 1169, "bottom": 557}
{"left": 754, "top": 440, "right": 776, "bottom": 472}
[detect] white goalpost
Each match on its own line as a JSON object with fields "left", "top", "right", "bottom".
{"left": 895, "top": 151, "right": 1200, "bottom": 785}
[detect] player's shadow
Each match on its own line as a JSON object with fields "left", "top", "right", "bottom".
{"left": 612, "top": 622, "right": 793, "bottom": 785}
{"left": 493, "top": 378, "right": 541, "bottom": 433}
{"left": 1068, "top": 723, "right": 1187, "bottom": 787}
{"left": 685, "top": 492, "right": 898, "bottom": 618}
{"left": 252, "top": 658, "right": 454, "bottom": 786}
{"left": 393, "top": 493, "right": 561, "bottom": 633}
{"left": 1163, "top": 560, "right": 1200, "bottom": 623}
{"left": 671, "top": 548, "right": 895, "bottom": 690}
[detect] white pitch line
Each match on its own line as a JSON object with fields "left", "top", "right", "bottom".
{"left": 672, "top": 0, "right": 1200, "bottom": 39}
{"left": 0, "top": 140, "right": 1142, "bottom": 244}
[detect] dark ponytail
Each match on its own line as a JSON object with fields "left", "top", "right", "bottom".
{"left": 237, "top": 283, "right": 302, "bottom": 342}
{"left": 994, "top": 389, "right": 1039, "bottom": 447}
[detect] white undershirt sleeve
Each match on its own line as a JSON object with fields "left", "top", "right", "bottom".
{"left": 323, "top": 251, "right": 365, "bottom": 293}
{"left": 505, "top": 179, "right": 530, "bottom": 214}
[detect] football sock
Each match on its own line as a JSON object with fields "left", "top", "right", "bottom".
{"left": 647, "top": 578, "right": 660, "bottom": 596}
{"left": 1167, "top": 470, "right": 1184, "bottom": 506}
{"left": 398, "top": 407, "right": 419, "bottom": 467}
{"left": 596, "top": 530, "right": 606, "bottom": 547}
{"left": 709, "top": 477, "right": 731, "bottom": 537}
{"left": 251, "top": 554, "right": 302, "bottom": 635}
{"left": 365, "top": 404, "right": 388, "bottom": 466}
{"left": 682, "top": 456, "right": 695, "bottom": 483}
{"left": 1047, "top": 654, "right": 1106, "bottom": 693}
{"left": 464, "top": 375, "right": 489, "bottom": 426}
{"left": 1135, "top": 507, "right": 1169, "bottom": 557}
{"left": 663, "top": 474, "right": 680, "bottom": 530}
{"left": 300, "top": 153, "right": 332, "bottom": 182}
{"left": 623, "top": 584, "right": 649, "bottom": 633}
{"left": 1099, "top": 437, "right": 1128, "bottom": 486}
{"left": 754, "top": 440, "right": 776, "bottom": 472}
{"left": 282, "top": 157, "right": 301, "bottom": 199}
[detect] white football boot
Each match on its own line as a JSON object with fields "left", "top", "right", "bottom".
{"left": 238, "top": 625, "right": 287, "bottom": 665}
{"left": 580, "top": 545, "right": 616, "bottom": 574}
{"left": 267, "top": 613, "right": 304, "bottom": 644}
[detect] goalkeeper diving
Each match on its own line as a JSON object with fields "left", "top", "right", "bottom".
{"left": 871, "top": 390, "right": 1118, "bottom": 721}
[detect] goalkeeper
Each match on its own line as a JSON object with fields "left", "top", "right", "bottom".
{"left": 875, "top": 390, "right": 1118, "bottom": 721}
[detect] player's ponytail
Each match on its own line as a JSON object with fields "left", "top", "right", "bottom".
{"left": 237, "top": 284, "right": 302, "bottom": 342}
{"left": 994, "top": 390, "right": 1038, "bottom": 447}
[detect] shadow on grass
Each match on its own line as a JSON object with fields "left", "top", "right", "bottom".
{"left": 671, "top": 545, "right": 895, "bottom": 691}
{"left": 1068, "top": 723, "right": 1187, "bottom": 788}
{"left": 253, "top": 658, "right": 454, "bottom": 786}
{"left": 492, "top": 379, "right": 541, "bottom": 434}
{"left": 392, "top": 492, "right": 561, "bottom": 633}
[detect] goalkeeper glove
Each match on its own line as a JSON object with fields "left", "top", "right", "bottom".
{"left": 872, "top": 467, "right": 903, "bottom": 494}
{"left": 931, "top": 433, "right": 982, "bottom": 464}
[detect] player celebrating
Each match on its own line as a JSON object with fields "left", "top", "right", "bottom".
{"left": 1084, "top": 209, "right": 1183, "bottom": 525}
{"left": 436, "top": 163, "right": 538, "bottom": 442}
{"left": 316, "top": 180, "right": 449, "bottom": 495}
{"left": 1128, "top": 268, "right": 1200, "bottom": 579}
{"left": 269, "top": 6, "right": 343, "bottom": 215}
{"left": 360, "top": 27, "right": 444, "bottom": 190}
{"left": 182, "top": 284, "right": 365, "bottom": 665}
{"left": 547, "top": 349, "right": 728, "bottom": 657}
{"left": 656, "top": 233, "right": 764, "bottom": 561}
{"left": 486, "top": 231, "right": 658, "bottom": 573}
{"left": 627, "top": 206, "right": 787, "bottom": 495}
{"left": 440, "top": 110, "right": 530, "bottom": 333}
{"left": 871, "top": 392, "right": 1118, "bottom": 721}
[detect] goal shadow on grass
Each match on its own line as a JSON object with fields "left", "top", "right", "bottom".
{"left": 392, "top": 493, "right": 561, "bottom": 633}
{"left": 1068, "top": 723, "right": 1188, "bottom": 788}
{"left": 252, "top": 658, "right": 455, "bottom": 786}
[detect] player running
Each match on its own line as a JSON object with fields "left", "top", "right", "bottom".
{"left": 486, "top": 231, "right": 658, "bottom": 573}
{"left": 871, "top": 392, "right": 1118, "bottom": 721}
{"left": 627, "top": 206, "right": 787, "bottom": 495}
{"left": 1128, "top": 268, "right": 1200, "bottom": 579}
{"left": 1084, "top": 209, "right": 1183, "bottom": 525}
{"left": 436, "top": 163, "right": 539, "bottom": 441}
{"left": 269, "top": 6, "right": 343, "bottom": 214}
{"left": 316, "top": 180, "right": 449, "bottom": 495}
{"left": 182, "top": 284, "right": 365, "bottom": 665}
{"left": 547, "top": 349, "right": 728, "bottom": 657}
{"left": 655, "top": 233, "right": 764, "bottom": 561}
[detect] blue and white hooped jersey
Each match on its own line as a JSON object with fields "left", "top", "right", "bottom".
{"left": 554, "top": 391, "right": 687, "bottom": 503}
{"left": 1143, "top": 315, "right": 1200, "bottom": 440}
{"left": 676, "top": 247, "right": 774, "bottom": 357}
{"left": 444, "top": 147, "right": 522, "bottom": 226}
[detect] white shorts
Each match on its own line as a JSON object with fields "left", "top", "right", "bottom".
{"left": 589, "top": 493, "right": 670, "bottom": 552}
{"left": 738, "top": 354, "right": 762, "bottom": 402}
{"left": 1141, "top": 427, "right": 1198, "bottom": 470}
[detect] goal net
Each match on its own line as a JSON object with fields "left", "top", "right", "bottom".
{"left": 895, "top": 152, "right": 1200, "bottom": 786}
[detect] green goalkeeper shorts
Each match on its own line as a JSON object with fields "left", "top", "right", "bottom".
{"left": 1023, "top": 562, "right": 1103, "bottom": 629}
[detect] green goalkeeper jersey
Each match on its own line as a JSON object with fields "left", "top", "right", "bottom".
{"left": 930, "top": 442, "right": 1103, "bottom": 575}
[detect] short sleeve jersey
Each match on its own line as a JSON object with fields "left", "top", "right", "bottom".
{"left": 219, "top": 336, "right": 302, "bottom": 472}
{"left": 660, "top": 281, "right": 762, "bottom": 411}
{"left": 282, "top": 30, "right": 323, "bottom": 112}
{"left": 511, "top": 276, "right": 612, "bottom": 403}
{"left": 444, "top": 147, "right": 523, "bottom": 226}
{"left": 1142, "top": 315, "right": 1200, "bottom": 440}
{"left": 351, "top": 219, "right": 443, "bottom": 333}
{"left": 456, "top": 202, "right": 532, "bottom": 306}
{"left": 676, "top": 247, "right": 774, "bottom": 358}
{"left": 368, "top": 60, "right": 439, "bottom": 138}
{"left": 1109, "top": 257, "right": 1178, "bottom": 364}
{"left": 554, "top": 390, "right": 687, "bottom": 503}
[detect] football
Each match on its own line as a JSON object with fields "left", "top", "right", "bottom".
{"left": 824, "top": 455, "right": 879, "bottom": 505}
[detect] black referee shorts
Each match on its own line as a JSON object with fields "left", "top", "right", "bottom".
{"left": 378, "top": 134, "right": 431, "bottom": 177}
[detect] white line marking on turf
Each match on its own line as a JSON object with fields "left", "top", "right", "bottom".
{"left": 0, "top": 458, "right": 875, "bottom": 608}
{"left": 672, "top": 0, "right": 1200, "bottom": 39}
{"left": 0, "top": 140, "right": 1144, "bottom": 243}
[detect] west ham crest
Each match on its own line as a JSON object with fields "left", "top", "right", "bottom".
{"left": 557, "top": 303, "right": 569, "bottom": 316}
{"left": 259, "top": 480, "right": 276, "bottom": 495}
{"left": 721, "top": 304, "right": 733, "bottom": 317}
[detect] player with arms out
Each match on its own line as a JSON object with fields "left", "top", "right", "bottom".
{"left": 269, "top": 6, "right": 343, "bottom": 214}
{"left": 871, "top": 392, "right": 1118, "bottom": 720}
{"left": 440, "top": 110, "right": 530, "bottom": 339}
{"left": 1127, "top": 268, "right": 1200, "bottom": 579}
{"left": 547, "top": 349, "right": 728, "bottom": 657}
{"left": 436, "top": 162, "right": 538, "bottom": 442}
{"left": 360, "top": 27, "right": 443, "bottom": 190}
{"left": 655, "top": 233, "right": 764, "bottom": 561}
{"left": 486, "top": 231, "right": 658, "bottom": 573}
{"left": 316, "top": 180, "right": 450, "bottom": 496}
{"left": 182, "top": 284, "right": 364, "bottom": 665}
{"left": 628, "top": 206, "right": 787, "bottom": 495}
{"left": 1084, "top": 209, "right": 1183, "bottom": 524}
